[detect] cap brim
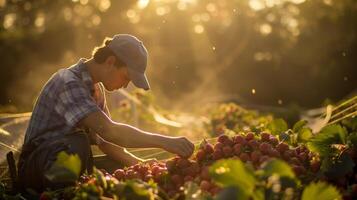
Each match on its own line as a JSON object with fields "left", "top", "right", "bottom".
{"left": 127, "top": 68, "right": 150, "bottom": 90}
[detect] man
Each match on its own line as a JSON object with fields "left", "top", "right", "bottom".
{"left": 17, "top": 34, "right": 194, "bottom": 192}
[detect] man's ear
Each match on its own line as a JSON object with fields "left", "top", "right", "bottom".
{"left": 105, "top": 55, "right": 116, "bottom": 67}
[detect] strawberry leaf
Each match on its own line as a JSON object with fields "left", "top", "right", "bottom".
{"left": 323, "top": 153, "right": 355, "bottom": 179}
{"left": 209, "top": 159, "right": 256, "bottom": 197}
{"left": 302, "top": 182, "right": 342, "bottom": 200}
{"left": 307, "top": 125, "right": 347, "bottom": 157}
{"left": 266, "top": 119, "right": 288, "bottom": 135}
{"left": 261, "top": 159, "right": 295, "bottom": 179}
{"left": 293, "top": 120, "right": 307, "bottom": 133}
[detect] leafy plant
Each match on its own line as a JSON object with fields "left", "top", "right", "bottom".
{"left": 301, "top": 182, "right": 342, "bottom": 200}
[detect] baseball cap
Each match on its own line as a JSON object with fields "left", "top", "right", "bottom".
{"left": 108, "top": 34, "right": 150, "bottom": 90}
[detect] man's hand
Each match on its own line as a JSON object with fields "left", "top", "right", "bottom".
{"left": 161, "top": 136, "right": 195, "bottom": 158}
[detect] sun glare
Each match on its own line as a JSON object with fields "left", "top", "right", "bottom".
{"left": 137, "top": 0, "right": 150, "bottom": 9}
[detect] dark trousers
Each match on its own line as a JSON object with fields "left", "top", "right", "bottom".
{"left": 17, "top": 132, "right": 123, "bottom": 193}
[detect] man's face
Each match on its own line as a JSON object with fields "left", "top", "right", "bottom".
{"left": 102, "top": 64, "right": 131, "bottom": 92}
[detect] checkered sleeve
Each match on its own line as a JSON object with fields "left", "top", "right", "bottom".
{"left": 54, "top": 81, "right": 100, "bottom": 127}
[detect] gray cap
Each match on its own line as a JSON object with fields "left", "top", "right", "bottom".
{"left": 108, "top": 34, "right": 150, "bottom": 90}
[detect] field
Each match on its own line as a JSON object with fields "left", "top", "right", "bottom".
{"left": 1, "top": 94, "right": 356, "bottom": 200}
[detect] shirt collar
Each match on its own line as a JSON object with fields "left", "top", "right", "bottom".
{"left": 72, "top": 58, "right": 95, "bottom": 95}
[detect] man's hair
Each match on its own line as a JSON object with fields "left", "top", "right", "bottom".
{"left": 92, "top": 37, "right": 126, "bottom": 67}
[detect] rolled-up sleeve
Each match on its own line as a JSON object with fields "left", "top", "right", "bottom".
{"left": 54, "top": 81, "right": 100, "bottom": 127}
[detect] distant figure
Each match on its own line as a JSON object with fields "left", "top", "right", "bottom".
{"left": 17, "top": 34, "right": 194, "bottom": 192}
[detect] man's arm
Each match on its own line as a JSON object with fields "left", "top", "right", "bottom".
{"left": 78, "top": 110, "right": 194, "bottom": 158}
{"left": 98, "top": 139, "right": 144, "bottom": 166}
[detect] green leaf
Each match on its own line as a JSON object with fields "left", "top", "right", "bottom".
{"left": 261, "top": 159, "right": 295, "bottom": 179}
{"left": 297, "top": 127, "right": 313, "bottom": 143}
{"left": 209, "top": 159, "right": 256, "bottom": 196}
{"left": 302, "top": 182, "right": 342, "bottom": 200}
{"left": 321, "top": 125, "right": 347, "bottom": 144}
{"left": 307, "top": 125, "right": 347, "bottom": 157}
{"left": 45, "top": 151, "right": 81, "bottom": 183}
{"left": 324, "top": 153, "right": 355, "bottom": 179}
{"left": 266, "top": 119, "right": 288, "bottom": 135}
{"left": 347, "top": 132, "right": 357, "bottom": 148}
{"left": 293, "top": 120, "right": 307, "bottom": 133}
{"left": 251, "top": 187, "right": 265, "bottom": 200}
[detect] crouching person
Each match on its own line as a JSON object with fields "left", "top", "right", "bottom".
{"left": 17, "top": 34, "right": 194, "bottom": 192}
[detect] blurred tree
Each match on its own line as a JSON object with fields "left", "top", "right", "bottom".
{"left": 0, "top": 0, "right": 356, "bottom": 111}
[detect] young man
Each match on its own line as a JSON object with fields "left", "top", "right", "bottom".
{"left": 17, "top": 34, "right": 194, "bottom": 192}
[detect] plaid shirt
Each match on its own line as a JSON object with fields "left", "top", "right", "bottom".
{"left": 24, "top": 58, "right": 107, "bottom": 145}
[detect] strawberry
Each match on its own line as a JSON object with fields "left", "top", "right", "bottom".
{"left": 213, "top": 149, "right": 223, "bottom": 160}
{"left": 269, "top": 136, "right": 279, "bottom": 146}
{"left": 248, "top": 139, "right": 259, "bottom": 149}
{"left": 233, "top": 135, "right": 247, "bottom": 145}
{"left": 200, "top": 166, "right": 210, "bottom": 180}
{"left": 113, "top": 169, "right": 126, "bottom": 180}
{"left": 171, "top": 174, "right": 183, "bottom": 186}
{"left": 204, "top": 143, "right": 214, "bottom": 154}
{"left": 177, "top": 158, "right": 190, "bottom": 168}
{"left": 223, "top": 146, "right": 233, "bottom": 157}
{"left": 214, "top": 142, "right": 224, "bottom": 151}
{"left": 245, "top": 132, "right": 255, "bottom": 140}
{"left": 259, "top": 142, "right": 272, "bottom": 154}
{"left": 310, "top": 160, "right": 320, "bottom": 173}
{"left": 233, "top": 143, "right": 242, "bottom": 155}
{"left": 200, "top": 180, "right": 211, "bottom": 191}
{"left": 184, "top": 175, "right": 194, "bottom": 182}
{"left": 240, "top": 153, "right": 250, "bottom": 162}
{"left": 250, "top": 151, "right": 261, "bottom": 163}
{"left": 276, "top": 142, "right": 289, "bottom": 153}
{"left": 218, "top": 134, "right": 230, "bottom": 143}
{"left": 260, "top": 132, "right": 271, "bottom": 141}
{"left": 196, "top": 149, "right": 206, "bottom": 161}
{"left": 166, "top": 160, "right": 176, "bottom": 172}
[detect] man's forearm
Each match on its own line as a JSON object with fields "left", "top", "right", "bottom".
{"left": 104, "top": 122, "right": 168, "bottom": 148}
{"left": 99, "top": 141, "right": 143, "bottom": 166}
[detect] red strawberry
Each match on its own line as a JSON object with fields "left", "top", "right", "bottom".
{"left": 204, "top": 143, "right": 214, "bottom": 154}
{"left": 177, "top": 158, "right": 190, "bottom": 168}
{"left": 200, "top": 166, "right": 210, "bottom": 180}
{"left": 200, "top": 180, "right": 211, "bottom": 191}
{"left": 233, "top": 135, "right": 247, "bottom": 145}
{"left": 240, "top": 153, "right": 250, "bottom": 162}
{"left": 250, "top": 151, "right": 261, "bottom": 163}
{"left": 310, "top": 160, "right": 320, "bottom": 173}
{"left": 259, "top": 155, "right": 270, "bottom": 164}
{"left": 233, "top": 143, "right": 242, "bottom": 155}
{"left": 276, "top": 143, "right": 289, "bottom": 153}
{"left": 259, "top": 142, "right": 272, "bottom": 154}
{"left": 214, "top": 142, "right": 224, "bottom": 151}
{"left": 196, "top": 149, "right": 206, "bottom": 161}
{"left": 290, "top": 157, "right": 301, "bottom": 165}
{"left": 171, "top": 174, "right": 183, "bottom": 186}
{"left": 213, "top": 149, "right": 223, "bottom": 160}
{"left": 260, "top": 132, "right": 271, "bottom": 141}
{"left": 245, "top": 132, "right": 255, "bottom": 140}
{"left": 298, "top": 152, "right": 308, "bottom": 162}
{"left": 292, "top": 165, "right": 306, "bottom": 176}
{"left": 166, "top": 160, "right": 176, "bottom": 172}
{"left": 184, "top": 175, "right": 194, "bottom": 182}
{"left": 269, "top": 136, "right": 279, "bottom": 146}
{"left": 218, "top": 134, "right": 229, "bottom": 143}
{"left": 113, "top": 169, "right": 126, "bottom": 180}
{"left": 248, "top": 139, "right": 259, "bottom": 149}
{"left": 223, "top": 146, "right": 233, "bottom": 157}
{"left": 268, "top": 148, "right": 280, "bottom": 157}
{"left": 144, "top": 174, "right": 153, "bottom": 181}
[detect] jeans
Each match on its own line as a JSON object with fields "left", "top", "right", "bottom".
{"left": 17, "top": 131, "right": 124, "bottom": 193}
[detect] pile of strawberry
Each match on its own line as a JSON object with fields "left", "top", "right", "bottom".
{"left": 107, "top": 131, "right": 321, "bottom": 197}
{"left": 196, "top": 132, "right": 321, "bottom": 176}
